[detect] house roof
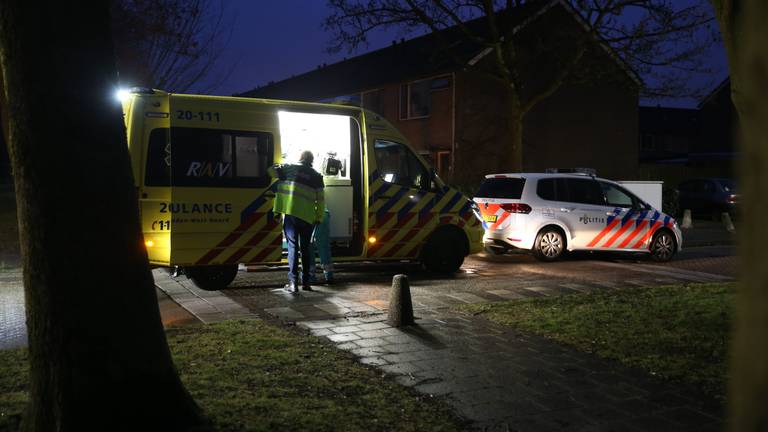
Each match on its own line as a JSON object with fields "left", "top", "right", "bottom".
{"left": 237, "top": 0, "right": 640, "bottom": 100}
{"left": 639, "top": 105, "right": 700, "bottom": 135}
{"left": 698, "top": 77, "right": 730, "bottom": 109}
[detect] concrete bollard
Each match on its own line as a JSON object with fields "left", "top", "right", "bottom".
{"left": 387, "top": 274, "right": 414, "bottom": 327}
{"left": 681, "top": 209, "right": 693, "bottom": 229}
{"left": 722, "top": 212, "right": 735, "bottom": 232}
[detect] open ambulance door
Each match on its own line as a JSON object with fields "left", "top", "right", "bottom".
{"left": 277, "top": 111, "right": 365, "bottom": 258}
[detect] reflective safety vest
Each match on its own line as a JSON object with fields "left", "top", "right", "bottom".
{"left": 269, "top": 163, "right": 325, "bottom": 224}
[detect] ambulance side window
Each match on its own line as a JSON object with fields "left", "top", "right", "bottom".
{"left": 170, "top": 127, "right": 273, "bottom": 188}
{"left": 374, "top": 140, "right": 430, "bottom": 190}
{"left": 145, "top": 128, "right": 171, "bottom": 186}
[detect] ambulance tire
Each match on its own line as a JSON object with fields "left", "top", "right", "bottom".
{"left": 649, "top": 230, "right": 676, "bottom": 262}
{"left": 185, "top": 265, "right": 238, "bottom": 291}
{"left": 532, "top": 227, "right": 566, "bottom": 262}
{"left": 422, "top": 228, "right": 466, "bottom": 274}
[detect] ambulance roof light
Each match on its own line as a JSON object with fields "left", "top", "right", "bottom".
{"left": 115, "top": 87, "right": 155, "bottom": 102}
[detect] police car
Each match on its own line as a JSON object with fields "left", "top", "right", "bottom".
{"left": 474, "top": 172, "right": 682, "bottom": 262}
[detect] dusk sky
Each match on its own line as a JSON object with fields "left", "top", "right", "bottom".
{"left": 202, "top": 0, "right": 729, "bottom": 108}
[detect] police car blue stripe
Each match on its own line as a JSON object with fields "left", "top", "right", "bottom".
{"left": 636, "top": 210, "right": 649, "bottom": 226}
{"left": 621, "top": 208, "right": 636, "bottom": 225}
{"left": 607, "top": 208, "right": 622, "bottom": 224}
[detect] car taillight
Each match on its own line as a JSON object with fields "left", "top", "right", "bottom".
{"left": 500, "top": 203, "right": 532, "bottom": 214}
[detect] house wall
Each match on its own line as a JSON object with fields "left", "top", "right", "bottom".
{"left": 523, "top": 82, "right": 639, "bottom": 181}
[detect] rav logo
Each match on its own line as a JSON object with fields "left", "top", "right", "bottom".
{"left": 186, "top": 161, "right": 231, "bottom": 177}
{"left": 579, "top": 214, "right": 605, "bottom": 225}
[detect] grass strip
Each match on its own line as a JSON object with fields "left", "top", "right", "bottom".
{"left": 0, "top": 320, "right": 461, "bottom": 432}
{"left": 458, "top": 282, "right": 734, "bottom": 399}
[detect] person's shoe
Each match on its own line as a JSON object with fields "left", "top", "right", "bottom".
{"left": 324, "top": 272, "right": 334, "bottom": 285}
{"left": 302, "top": 284, "right": 314, "bottom": 291}
{"left": 284, "top": 282, "right": 299, "bottom": 294}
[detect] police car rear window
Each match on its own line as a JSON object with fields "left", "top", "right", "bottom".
{"left": 475, "top": 178, "right": 525, "bottom": 199}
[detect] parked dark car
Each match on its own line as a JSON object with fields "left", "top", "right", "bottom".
{"left": 677, "top": 178, "right": 738, "bottom": 217}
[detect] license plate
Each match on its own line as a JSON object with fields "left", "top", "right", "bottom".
{"left": 483, "top": 214, "right": 497, "bottom": 223}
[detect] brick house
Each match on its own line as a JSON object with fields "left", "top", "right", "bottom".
{"left": 239, "top": 0, "right": 640, "bottom": 188}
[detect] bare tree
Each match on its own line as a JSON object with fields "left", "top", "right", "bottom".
{"left": 0, "top": 2, "right": 207, "bottom": 429}
{"left": 710, "top": 1, "right": 768, "bottom": 430}
{"left": 111, "top": 0, "right": 233, "bottom": 94}
{"left": 324, "top": 0, "right": 716, "bottom": 172}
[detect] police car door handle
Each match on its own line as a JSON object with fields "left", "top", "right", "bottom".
{"left": 560, "top": 207, "right": 575, "bottom": 213}
{"left": 605, "top": 211, "right": 614, "bottom": 216}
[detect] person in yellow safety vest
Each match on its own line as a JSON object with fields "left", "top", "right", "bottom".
{"left": 268, "top": 150, "right": 325, "bottom": 293}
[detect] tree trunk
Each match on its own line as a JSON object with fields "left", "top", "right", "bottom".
{"left": 711, "top": 1, "right": 768, "bottom": 430}
{"left": 0, "top": 3, "right": 206, "bottom": 430}
{"left": 506, "top": 92, "right": 524, "bottom": 172}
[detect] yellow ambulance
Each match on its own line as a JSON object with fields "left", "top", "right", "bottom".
{"left": 120, "top": 88, "right": 483, "bottom": 289}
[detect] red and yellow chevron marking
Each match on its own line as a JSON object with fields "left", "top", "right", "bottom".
{"left": 195, "top": 200, "right": 282, "bottom": 265}
{"left": 617, "top": 220, "right": 649, "bottom": 248}
{"left": 632, "top": 221, "right": 664, "bottom": 249}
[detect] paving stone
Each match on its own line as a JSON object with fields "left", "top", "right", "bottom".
{"left": 358, "top": 356, "right": 389, "bottom": 366}
{"left": 357, "top": 321, "right": 389, "bottom": 331}
{"left": 331, "top": 325, "right": 363, "bottom": 333}
{"left": 327, "top": 333, "right": 359, "bottom": 343}
{"left": 299, "top": 320, "right": 336, "bottom": 329}
{"left": 352, "top": 337, "right": 388, "bottom": 348}
{"left": 264, "top": 307, "right": 305, "bottom": 321}
{"left": 445, "top": 292, "right": 487, "bottom": 303}
{"left": 310, "top": 328, "right": 333, "bottom": 337}
{"left": 350, "top": 347, "right": 391, "bottom": 357}
{"left": 354, "top": 329, "right": 391, "bottom": 339}
{"left": 379, "top": 342, "right": 430, "bottom": 353}
{"left": 314, "top": 304, "right": 351, "bottom": 315}
{"left": 379, "top": 362, "right": 422, "bottom": 376}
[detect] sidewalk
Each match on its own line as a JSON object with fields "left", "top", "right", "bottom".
{"left": 156, "top": 270, "right": 725, "bottom": 431}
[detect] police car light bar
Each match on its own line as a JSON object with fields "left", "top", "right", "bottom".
{"left": 545, "top": 168, "right": 597, "bottom": 176}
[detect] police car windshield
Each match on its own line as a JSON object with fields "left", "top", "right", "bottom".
{"left": 475, "top": 178, "right": 525, "bottom": 199}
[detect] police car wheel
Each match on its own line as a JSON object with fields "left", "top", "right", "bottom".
{"left": 533, "top": 228, "right": 565, "bottom": 262}
{"left": 423, "top": 230, "right": 466, "bottom": 273}
{"left": 649, "top": 230, "right": 676, "bottom": 262}
{"left": 185, "top": 265, "right": 238, "bottom": 291}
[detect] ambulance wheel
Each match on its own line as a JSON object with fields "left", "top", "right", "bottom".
{"left": 649, "top": 230, "right": 676, "bottom": 262}
{"left": 184, "top": 265, "right": 238, "bottom": 291}
{"left": 422, "top": 229, "right": 466, "bottom": 273}
{"left": 533, "top": 227, "right": 565, "bottom": 262}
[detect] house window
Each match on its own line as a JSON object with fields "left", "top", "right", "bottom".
{"left": 362, "top": 89, "right": 384, "bottom": 114}
{"left": 641, "top": 133, "right": 656, "bottom": 151}
{"left": 399, "top": 76, "right": 452, "bottom": 120}
{"left": 399, "top": 79, "right": 431, "bottom": 119}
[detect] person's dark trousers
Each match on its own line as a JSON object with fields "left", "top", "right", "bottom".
{"left": 283, "top": 214, "right": 314, "bottom": 286}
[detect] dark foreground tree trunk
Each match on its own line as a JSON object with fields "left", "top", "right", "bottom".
{"left": 711, "top": 1, "right": 768, "bottom": 430}
{"left": 0, "top": 3, "right": 206, "bottom": 430}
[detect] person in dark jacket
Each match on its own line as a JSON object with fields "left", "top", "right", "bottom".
{"left": 268, "top": 150, "right": 324, "bottom": 293}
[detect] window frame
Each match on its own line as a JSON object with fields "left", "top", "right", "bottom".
{"left": 159, "top": 127, "right": 274, "bottom": 189}
{"left": 398, "top": 74, "right": 452, "bottom": 120}
{"left": 373, "top": 139, "right": 432, "bottom": 191}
